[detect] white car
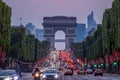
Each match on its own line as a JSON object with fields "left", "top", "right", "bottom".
{"left": 86, "top": 69, "right": 93, "bottom": 74}
{"left": 0, "top": 69, "right": 19, "bottom": 80}
{"left": 42, "top": 69, "right": 60, "bottom": 80}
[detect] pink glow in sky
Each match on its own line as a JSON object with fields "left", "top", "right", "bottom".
{"left": 3, "top": 0, "right": 113, "bottom": 28}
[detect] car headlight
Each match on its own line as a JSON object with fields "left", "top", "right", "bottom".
{"left": 54, "top": 74, "right": 58, "bottom": 78}
{"left": 14, "top": 76, "right": 18, "bottom": 80}
{"left": 35, "top": 73, "right": 39, "bottom": 77}
{"left": 4, "top": 77, "right": 12, "bottom": 80}
{"left": 42, "top": 75, "right": 46, "bottom": 78}
{"left": 40, "top": 74, "right": 43, "bottom": 76}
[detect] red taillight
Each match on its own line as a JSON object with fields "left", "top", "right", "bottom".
{"left": 95, "top": 71, "right": 97, "bottom": 73}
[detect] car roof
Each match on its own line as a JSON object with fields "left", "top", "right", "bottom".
{"left": 95, "top": 69, "right": 102, "bottom": 70}
{"left": 0, "top": 69, "right": 16, "bottom": 72}
{"left": 0, "top": 69, "right": 17, "bottom": 76}
{"left": 87, "top": 68, "right": 92, "bottom": 70}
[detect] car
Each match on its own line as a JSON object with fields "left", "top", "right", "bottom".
{"left": 77, "top": 68, "right": 86, "bottom": 75}
{"left": 64, "top": 68, "right": 73, "bottom": 75}
{"left": 93, "top": 69, "right": 103, "bottom": 76}
{"left": 86, "top": 69, "right": 93, "bottom": 74}
{"left": 0, "top": 69, "right": 19, "bottom": 80}
{"left": 42, "top": 69, "right": 60, "bottom": 80}
{"left": 40, "top": 68, "right": 45, "bottom": 73}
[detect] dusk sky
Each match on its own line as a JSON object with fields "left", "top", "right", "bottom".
{"left": 3, "top": 0, "right": 113, "bottom": 29}
{"left": 3, "top": 0, "right": 114, "bottom": 49}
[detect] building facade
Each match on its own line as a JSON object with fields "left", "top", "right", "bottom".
{"left": 26, "top": 23, "right": 35, "bottom": 35}
{"left": 76, "top": 23, "right": 86, "bottom": 42}
{"left": 35, "top": 29, "right": 44, "bottom": 41}
{"left": 42, "top": 16, "right": 77, "bottom": 50}
{"left": 86, "top": 11, "right": 98, "bottom": 37}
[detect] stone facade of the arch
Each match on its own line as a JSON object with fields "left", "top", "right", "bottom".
{"left": 42, "top": 16, "right": 77, "bottom": 50}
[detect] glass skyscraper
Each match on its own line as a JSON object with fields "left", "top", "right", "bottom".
{"left": 86, "top": 11, "right": 98, "bottom": 36}
{"left": 35, "top": 29, "right": 44, "bottom": 41}
{"left": 76, "top": 23, "right": 86, "bottom": 42}
{"left": 26, "top": 23, "right": 35, "bottom": 35}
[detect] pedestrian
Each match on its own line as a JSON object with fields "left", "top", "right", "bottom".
{"left": 18, "top": 60, "right": 22, "bottom": 77}
{"left": 14, "top": 59, "right": 21, "bottom": 77}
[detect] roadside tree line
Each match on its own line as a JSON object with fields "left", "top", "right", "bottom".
{"left": 0, "top": 0, "right": 11, "bottom": 52}
{"left": 9, "top": 25, "right": 50, "bottom": 62}
{"left": 0, "top": 0, "right": 50, "bottom": 62}
{"left": 70, "top": 0, "right": 120, "bottom": 61}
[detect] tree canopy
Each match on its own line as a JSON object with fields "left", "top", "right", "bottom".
{"left": 70, "top": 0, "right": 120, "bottom": 61}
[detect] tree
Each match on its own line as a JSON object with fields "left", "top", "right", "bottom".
{"left": 70, "top": 42, "right": 84, "bottom": 59}
{"left": 25, "top": 34, "right": 35, "bottom": 61}
{"left": 9, "top": 26, "right": 50, "bottom": 61}
{"left": 111, "top": 0, "right": 120, "bottom": 51}
{"left": 0, "top": 0, "right": 11, "bottom": 52}
{"left": 9, "top": 26, "right": 26, "bottom": 59}
{"left": 72, "top": 0, "right": 120, "bottom": 61}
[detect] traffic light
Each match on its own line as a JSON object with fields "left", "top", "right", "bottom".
{"left": 113, "top": 61, "right": 117, "bottom": 66}
{"left": 84, "top": 63, "right": 87, "bottom": 67}
{"left": 84, "top": 63, "right": 87, "bottom": 66}
{"left": 100, "top": 63, "right": 104, "bottom": 67}
{"left": 94, "top": 64, "right": 97, "bottom": 68}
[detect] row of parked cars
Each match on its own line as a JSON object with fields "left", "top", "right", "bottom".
{"left": 62, "top": 67, "right": 86, "bottom": 75}
{"left": 80, "top": 68, "right": 103, "bottom": 76}
{"left": 62, "top": 67, "right": 103, "bottom": 76}
{"left": 85, "top": 68, "right": 103, "bottom": 76}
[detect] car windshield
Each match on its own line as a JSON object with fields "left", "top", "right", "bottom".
{"left": 66, "top": 69, "right": 72, "bottom": 72}
{"left": 95, "top": 69, "right": 101, "bottom": 71}
{"left": 44, "top": 70, "right": 57, "bottom": 73}
{"left": 87, "top": 69, "right": 92, "bottom": 71}
{"left": 0, "top": 70, "right": 16, "bottom": 76}
{"left": 80, "top": 69, "right": 84, "bottom": 71}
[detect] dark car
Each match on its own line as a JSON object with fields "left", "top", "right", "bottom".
{"left": 77, "top": 68, "right": 86, "bottom": 75}
{"left": 64, "top": 68, "right": 73, "bottom": 75}
{"left": 93, "top": 69, "right": 103, "bottom": 76}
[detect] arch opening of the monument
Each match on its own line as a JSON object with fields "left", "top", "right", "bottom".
{"left": 55, "top": 31, "right": 65, "bottom": 50}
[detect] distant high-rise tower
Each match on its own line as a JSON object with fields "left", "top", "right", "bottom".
{"left": 76, "top": 23, "right": 86, "bottom": 42}
{"left": 35, "top": 29, "right": 44, "bottom": 41}
{"left": 86, "top": 11, "right": 98, "bottom": 36}
{"left": 26, "top": 23, "right": 35, "bottom": 35}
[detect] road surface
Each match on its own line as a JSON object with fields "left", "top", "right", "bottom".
{"left": 19, "top": 72, "right": 120, "bottom": 80}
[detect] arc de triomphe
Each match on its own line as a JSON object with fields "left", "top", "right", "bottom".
{"left": 42, "top": 16, "right": 77, "bottom": 50}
